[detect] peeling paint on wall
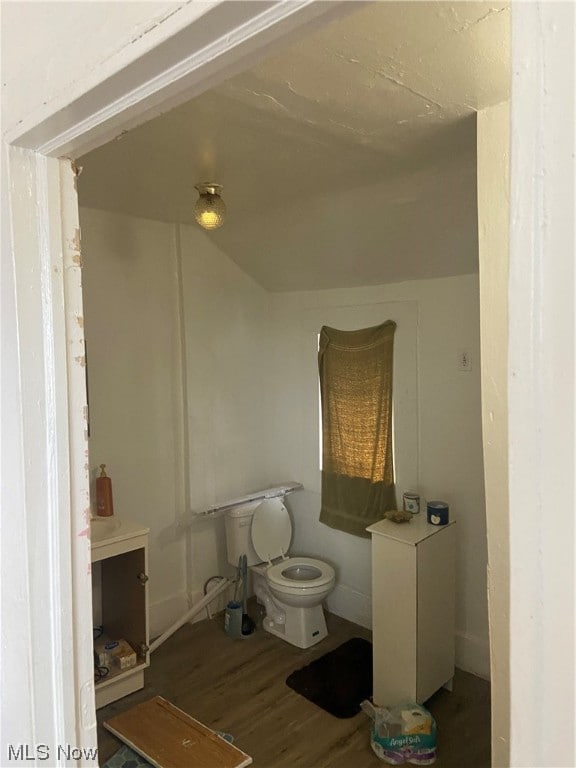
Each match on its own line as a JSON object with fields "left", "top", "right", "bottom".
{"left": 453, "top": 6, "right": 508, "bottom": 35}
{"left": 71, "top": 162, "right": 83, "bottom": 191}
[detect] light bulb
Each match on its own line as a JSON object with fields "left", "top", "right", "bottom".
{"left": 194, "top": 183, "right": 226, "bottom": 230}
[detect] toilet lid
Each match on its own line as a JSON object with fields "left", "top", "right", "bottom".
{"left": 251, "top": 498, "right": 292, "bottom": 562}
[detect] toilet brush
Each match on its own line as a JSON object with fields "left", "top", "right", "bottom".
{"left": 240, "top": 554, "right": 255, "bottom": 636}
{"left": 234, "top": 557, "right": 242, "bottom": 602}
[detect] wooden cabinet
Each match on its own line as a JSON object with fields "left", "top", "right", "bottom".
{"left": 91, "top": 518, "right": 150, "bottom": 709}
{"left": 367, "top": 515, "right": 456, "bottom": 707}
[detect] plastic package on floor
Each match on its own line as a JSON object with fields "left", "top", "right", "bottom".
{"left": 361, "top": 701, "right": 437, "bottom": 765}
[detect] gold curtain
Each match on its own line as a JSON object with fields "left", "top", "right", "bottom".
{"left": 318, "top": 321, "right": 396, "bottom": 537}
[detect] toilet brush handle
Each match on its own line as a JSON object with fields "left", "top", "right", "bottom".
{"left": 241, "top": 554, "right": 248, "bottom": 612}
{"left": 234, "top": 556, "right": 242, "bottom": 602}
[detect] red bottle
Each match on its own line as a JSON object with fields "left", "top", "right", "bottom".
{"left": 96, "top": 464, "right": 114, "bottom": 517}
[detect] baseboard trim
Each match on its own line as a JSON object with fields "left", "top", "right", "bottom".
{"left": 149, "top": 592, "right": 188, "bottom": 639}
{"left": 187, "top": 582, "right": 237, "bottom": 625}
{"left": 149, "top": 583, "right": 237, "bottom": 639}
{"left": 325, "top": 594, "right": 491, "bottom": 680}
{"left": 326, "top": 584, "right": 371, "bottom": 629}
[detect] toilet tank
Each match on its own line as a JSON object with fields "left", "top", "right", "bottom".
{"left": 225, "top": 502, "right": 261, "bottom": 567}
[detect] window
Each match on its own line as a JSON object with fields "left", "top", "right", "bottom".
{"left": 318, "top": 321, "right": 396, "bottom": 537}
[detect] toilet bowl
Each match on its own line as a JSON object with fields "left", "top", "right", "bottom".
{"left": 225, "top": 496, "right": 335, "bottom": 649}
{"left": 267, "top": 557, "right": 334, "bottom": 606}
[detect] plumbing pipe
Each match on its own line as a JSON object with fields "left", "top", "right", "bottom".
{"left": 255, "top": 582, "right": 285, "bottom": 625}
{"left": 181, "top": 482, "right": 304, "bottom": 522}
{"left": 149, "top": 577, "right": 232, "bottom": 653}
{"left": 204, "top": 574, "right": 229, "bottom": 620}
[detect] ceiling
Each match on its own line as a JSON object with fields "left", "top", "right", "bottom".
{"left": 78, "top": 1, "right": 510, "bottom": 292}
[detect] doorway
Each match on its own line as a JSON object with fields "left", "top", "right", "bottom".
{"left": 3, "top": 3, "right": 574, "bottom": 767}
{"left": 77, "top": 2, "right": 505, "bottom": 763}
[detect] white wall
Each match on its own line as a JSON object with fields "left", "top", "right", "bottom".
{"left": 477, "top": 101, "right": 510, "bottom": 766}
{"left": 508, "top": 4, "right": 576, "bottom": 765}
{"left": 80, "top": 208, "right": 276, "bottom": 629}
{"left": 178, "top": 222, "right": 275, "bottom": 597}
{"left": 1, "top": 2, "right": 183, "bottom": 137}
{"left": 81, "top": 207, "right": 188, "bottom": 636}
{"left": 270, "top": 275, "right": 489, "bottom": 678}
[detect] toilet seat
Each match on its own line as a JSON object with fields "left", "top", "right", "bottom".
{"left": 251, "top": 498, "right": 292, "bottom": 562}
{"left": 250, "top": 497, "right": 335, "bottom": 604}
{"left": 267, "top": 556, "right": 335, "bottom": 590}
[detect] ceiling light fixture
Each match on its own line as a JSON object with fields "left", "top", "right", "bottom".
{"left": 194, "top": 182, "right": 226, "bottom": 230}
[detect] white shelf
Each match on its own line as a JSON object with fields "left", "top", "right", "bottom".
{"left": 369, "top": 519, "right": 456, "bottom": 706}
{"left": 91, "top": 517, "right": 150, "bottom": 562}
{"left": 367, "top": 514, "right": 455, "bottom": 546}
{"left": 91, "top": 517, "right": 149, "bottom": 709}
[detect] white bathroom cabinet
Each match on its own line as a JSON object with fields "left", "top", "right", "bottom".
{"left": 91, "top": 518, "right": 150, "bottom": 709}
{"left": 367, "top": 515, "right": 456, "bottom": 707}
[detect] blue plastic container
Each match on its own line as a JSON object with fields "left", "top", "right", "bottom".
{"left": 427, "top": 501, "right": 449, "bottom": 526}
{"left": 224, "top": 601, "right": 243, "bottom": 638}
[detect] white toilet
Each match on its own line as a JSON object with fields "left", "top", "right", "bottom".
{"left": 225, "top": 496, "right": 335, "bottom": 649}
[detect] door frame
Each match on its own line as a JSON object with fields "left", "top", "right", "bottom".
{"left": 3, "top": 1, "right": 574, "bottom": 765}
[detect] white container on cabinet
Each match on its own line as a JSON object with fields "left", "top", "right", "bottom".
{"left": 367, "top": 515, "right": 456, "bottom": 707}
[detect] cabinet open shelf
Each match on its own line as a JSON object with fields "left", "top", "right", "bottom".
{"left": 96, "top": 659, "right": 148, "bottom": 691}
{"left": 91, "top": 518, "right": 150, "bottom": 709}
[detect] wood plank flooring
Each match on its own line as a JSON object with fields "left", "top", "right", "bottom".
{"left": 97, "top": 607, "right": 491, "bottom": 768}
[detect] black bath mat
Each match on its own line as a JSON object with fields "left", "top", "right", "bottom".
{"left": 286, "top": 637, "right": 372, "bottom": 718}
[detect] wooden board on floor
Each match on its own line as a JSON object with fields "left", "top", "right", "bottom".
{"left": 103, "top": 696, "right": 252, "bottom": 768}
